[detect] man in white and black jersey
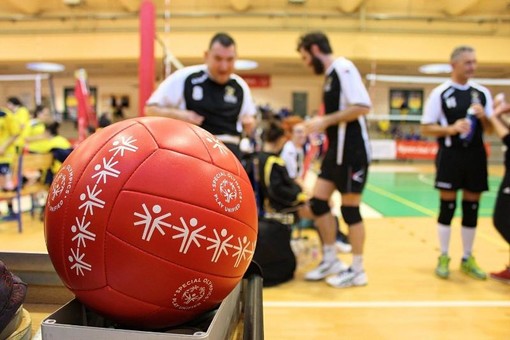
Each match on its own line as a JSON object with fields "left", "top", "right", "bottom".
{"left": 421, "top": 45, "right": 493, "bottom": 280}
{"left": 297, "top": 31, "right": 372, "bottom": 288}
{"left": 144, "top": 32, "right": 256, "bottom": 159}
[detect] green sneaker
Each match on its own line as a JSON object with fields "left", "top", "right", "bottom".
{"left": 435, "top": 254, "right": 450, "bottom": 279}
{"left": 461, "top": 256, "right": 487, "bottom": 280}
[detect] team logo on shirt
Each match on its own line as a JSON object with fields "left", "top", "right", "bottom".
{"left": 470, "top": 90, "right": 480, "bottom": 104}
{"left": 436, "top": 181, "right": 453, "bottom": 189}
{"left": 503, "top": 187, "right": 510, "bottom": 195}
{"left": 192, "top": 86, "right": 204, "bottom": 101}
{"left": 324, "top": 77, "right": 332, "bottom": 92}
{"left": 445, "top": 96, "right": 457, "bottom": 109}
{"left": 224, "top": 86, "right": 237, "bottom": 104}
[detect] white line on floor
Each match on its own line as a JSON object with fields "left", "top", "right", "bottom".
{"left": 264, "top": 300, "right": 510, "bottom": 308}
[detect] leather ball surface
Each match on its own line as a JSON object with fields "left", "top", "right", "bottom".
{"left": 44, "top": 117, "right": 257, "bottom": 329}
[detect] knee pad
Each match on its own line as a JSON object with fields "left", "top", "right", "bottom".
{"left": 438, "top": 199, "right": 456, "bottom": 225}
{"left": 309, "top": 198, "right": 330, "bottom": 217}
{"left": 341, "top": 206, "right": 362, "bottom": 225}
{"left": 462, "top": 200, "right": 479, "bottom": 228}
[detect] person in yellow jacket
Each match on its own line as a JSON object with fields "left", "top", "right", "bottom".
{"left": 6, "top": 97, "right": 30, "bottom": 150}
{"left": 0, "top": 108, "right": 22, "bottom": 191}
{"left": 25, "top": 105, "right": 52, "bottom": 144}
{"left": 0, "top": 106, "right": 23, "bottom": 219}
{"left": 27, "top": 121, "right": 73, "bottom": 184}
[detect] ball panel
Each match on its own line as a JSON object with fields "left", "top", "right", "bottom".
{"left": 138, "top": 117, "right": 243, "bottom": 176}
{"left": 187, "top": 123, "right": 243, "bottom": 176}
{"left": 75, "top": 286, "right": 200, "bottom": 329}
{"left": 44, "top": 117, "right": 258, "bottom": 330}
{"left": 107, "top": 191, "right": 257, "bottom": 277}
{"left": 104, "top": 235, "right": 240, "bottom": 310}
{"left": 44, "top": 124, "right": 123, "bottom": 285}
{"left": 121, "top": 149, "right": 257, "bottom": 231}
{"left": 46, "top": 123, "right": 159, "bottom": 290}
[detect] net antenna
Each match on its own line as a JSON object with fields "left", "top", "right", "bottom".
{"left": 0, "top": 73, "right": 58, "bottom": 120}
{"left": 156, "top": 0, "right": 183, "bottom": 79}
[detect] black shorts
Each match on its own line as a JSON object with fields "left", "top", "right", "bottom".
{"left": 435, "top": 146, "right": 488, "bottom": 192}
{"left": 493, "top": 172, "right": 510, "bottom": 244}
{"left": 318, "top": 150, "right": 368, "bottom": 194}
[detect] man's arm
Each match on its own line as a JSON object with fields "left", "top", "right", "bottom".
{"left": 490, "top": 95, "right": 510, "bottom": 139}
{"left": 420, "top": 120, "right": 470, "bottom": 138}
{"left": 144, "top": 65, "right": 205, "bottom": 125}
{"left": 144, "top": 105, "right": 204, "bottom": 125}
{"left": 304, "top": 105, "right": 369, "bottom": 133}
{"left": 0, "top": 135, "right": 19, "bottom": 156}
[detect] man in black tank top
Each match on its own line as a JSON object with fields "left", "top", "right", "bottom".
{"left": 145, "top": 32, "right": 256, "bottom": 159}
{"left": 421, "top": 45, "right": 493, "bottom": 280}
{"left": 297, "top": 31, "right": 372, "bottom": 288}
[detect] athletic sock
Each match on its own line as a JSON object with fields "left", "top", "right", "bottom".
{"left": 461, "top": 226, "right": 476, "bottom": 259}
{"left": 438, "top": 223, "right": 451, "bottom": 255}
{"left": 323, "top": 245, "right": 337, "bottom": 263}
{"left": 351, "top": 255, "right": 364, "bottom": 272}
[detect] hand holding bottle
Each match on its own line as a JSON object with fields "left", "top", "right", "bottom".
{"left": 459, "top": 91, "right": 482, "bottom": 143}
{"left": 459, "top": 108, "right": 477, "bottom": 142}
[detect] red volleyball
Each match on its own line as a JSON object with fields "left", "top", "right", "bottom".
{"left": 44, "top": 117, "right": 258, "bottom": 329}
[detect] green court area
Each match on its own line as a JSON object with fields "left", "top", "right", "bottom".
{"left": 363, "top": 171, "right": 500, "bottom": 217}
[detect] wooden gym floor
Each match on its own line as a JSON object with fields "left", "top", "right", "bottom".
{"left": 0, "top": 163, "right": 509, "bottom": 339}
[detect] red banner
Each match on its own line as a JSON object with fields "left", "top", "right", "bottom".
{"left": 396, "top": 140, "right": 438, "bottom": 160}
{"left": 75, "top": 69, "right": 97, "bottom": 142}
{"left": 241, "top": 74, "right": 271, "bottom": 88}
{"left": 395, "top": 140, "right": 491, "bottom": 160}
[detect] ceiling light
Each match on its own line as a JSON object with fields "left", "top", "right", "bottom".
{"left": 366, "top": 73, "right": 510, "bottom": 86}
{"left": 367, "top": 74, "right": 448, "bottom": 84}
{"left": 235, "top": 60, "right": 258, "bottom": 71}
{"left": 63, "top": 0, "right": 83, "bottom": 6}
{"left": 26, "top": 62, "right": 65, "bottom": 73}
{"left": 418, "top": 63, "right": 452, "bottom": 74}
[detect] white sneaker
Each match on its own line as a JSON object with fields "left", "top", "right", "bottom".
{"left": 304, "top": 260, "right": 346, "bottom": 281}
{"left": 326, "top": 268, "right": 367, "bottom": 288}
{"left": 335, "top": 240, "right": 352, "bottom": 254}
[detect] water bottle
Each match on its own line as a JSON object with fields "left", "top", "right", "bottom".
{"left": 459, "top": 91, "right": 479, "bottom": 143}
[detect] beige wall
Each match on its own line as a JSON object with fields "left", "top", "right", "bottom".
{"left": 2, "top": 1, "right": 510, "bottom": 128}
{"left": 3, "top": 30, "right": 510, "bottom": 65}
{"left": 1, "top": 71, "right": 508, "bottom": 130}
{"left": 1, "top": 29, "right": 510, "bottom": 141}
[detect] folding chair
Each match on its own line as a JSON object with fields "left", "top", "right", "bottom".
{"left": 0, "top": 151, "right": 53, "bottom": 233}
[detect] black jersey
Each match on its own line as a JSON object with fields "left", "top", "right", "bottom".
{"left": 147, "top": 65, "right": 256, "bottom": 137}
{"left": 183, "top": 70, "right": 247, "bottom": 136}
{"left": 504, "top": 134, "right": 510, "bottom": 170}
{"left": 422, "top": 80, "right": 493, "bottom": 148}
{"left": 322, "top": 57, "right": 372, "bottom": 165}
{"left": 256, "top": 151, "right": 304, "bottom": 213}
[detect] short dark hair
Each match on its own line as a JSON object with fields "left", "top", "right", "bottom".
{"left": 45, "top": 121, "right": 60, "bottom": 136}
{"left": 7, "top": 97, "right": 22, "bottom": 107}
{"left": 209, "top": 32, "right": 236, "bottom": 49}
{"left": 261, "top": 120, "right": 285, "bottom": 143}
{"left": 33, "top": 105, "right": 46, "bottom": 118}
{"left": 296, "top": 31, "right": 333, "bottom": 54}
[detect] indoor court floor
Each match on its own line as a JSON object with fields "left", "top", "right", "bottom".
{"left": 1, "top": 162, "right": 509, "bottom": 339}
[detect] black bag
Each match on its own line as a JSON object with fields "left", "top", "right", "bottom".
{"left": 253, "top": 218, "right": 296, "bottom": 287}
{"left": 0, "top": 260, "right": 28, "bottom": 335}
